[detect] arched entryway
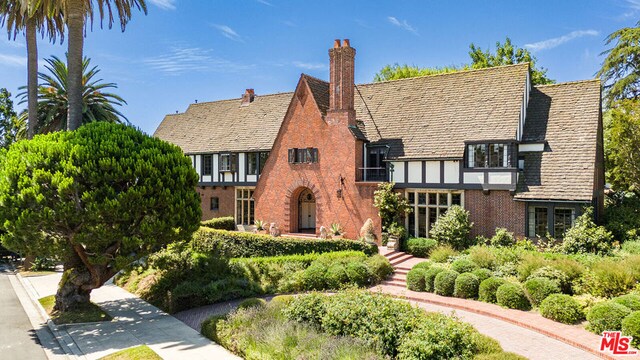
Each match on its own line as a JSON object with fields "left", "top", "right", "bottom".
{"left": 298, "top": 188, "right": 316, "bottom": 233}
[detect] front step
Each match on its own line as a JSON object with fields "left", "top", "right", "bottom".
{"left": 389, "top": 254, "right": 414, "bottom": 266}
{"left": 389, "top": 273, "right": 406, "bottom": 281}
{"left": 381, "top": 279, "right": 406, "bottom": 288}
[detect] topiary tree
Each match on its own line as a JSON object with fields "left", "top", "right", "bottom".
{"left": 429, "top": 205, "right": 473, "bottom": 250}
{"left": 0, "top": 122, "right": 201, "bottom": 312}
{"left": 560, "top": 207, "right": 614, "bottom": 255}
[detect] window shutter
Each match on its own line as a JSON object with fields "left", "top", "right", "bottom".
{"left": 288, "top": 149, "right": 295, "bottom": 163}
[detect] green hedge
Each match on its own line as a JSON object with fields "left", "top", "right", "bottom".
{"left": 539, "top": 294, "right": 584, "bottom": 324}
{"left": 622, "top": 311, "right": 640, "bottom": 348}
{"left": 524, "top": 277, "right": 561, "bottom": 307}
{"left": 406, "top": 268, "right": 428, "bottom": 292}
{"left": 587, "top": 302, "right": 632, "bottom": 334}
{"left": 192, "top": 228, "right": 378, "bottom": 257}
{"left": 201, "top": 217, "right": 236, "bottom": 230}
{"left": 454, "top": 273, "right": 480, "bottom": 299}
{"left": 496, "top": 283, "right": 531, "bottom": 311}
{"left": 434, "top": 270, "right": 459, "bottom": 296}
{"left": 405, "top": 237, "right": 438, "bottom": 258}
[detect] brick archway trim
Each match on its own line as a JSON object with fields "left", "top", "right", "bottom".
{"left": 284, "top": 179, "right": 322, "bottom": 233}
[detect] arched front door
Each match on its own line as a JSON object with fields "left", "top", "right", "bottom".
{"left": 298, "top": 188, "right": 316, "bottom": 232}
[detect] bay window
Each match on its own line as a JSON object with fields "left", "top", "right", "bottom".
{"left": 467, "top": 142, "right": 512, "bottom": 168}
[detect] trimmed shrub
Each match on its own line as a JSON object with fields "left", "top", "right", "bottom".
{"left": 282, "top": 292, "right": 328, "bottom": 327}
{"left": 524, "top": 277, "right": 561, "bottom": 306}
{"left": 613, "top": 294, "right": 640, "bottom": 311}
{"left": 430, "top": 245, "right": 458, "bottom": 263}
{"left": 302, "top": 263, "right": 328, "bottom": 290}
{"left": 469, "top": 246, "right": 497, "bottom": 270}
{"left": 490, "top": 228, "right": 515, "bottom": 247}
{"left": 237, "top": 297, "right": 266, "bottom": 310}
{"left": 201, "top": 314, "right": 226, "bottom": 343}
{"left": 496, "top": 283, "right": 531, "bottom": 310}
{"left": 424, "top": 266, "right": 445, "bottom": 292}
{"left": 345, "top": 262, "right": 372, "bottom": 287}
{"left": 479, "top": 277, "right": 507, "bottom": 304}
{"left": 325, "top": 263, "right": 349, "bottom": 289}
{"left": 539, "top": 294, "right": 584, "bottom": 324}
{"left": 472, "top": 268, "right": 493, "bottom": 282}
{"left": 406, "top": 268, "right": 428, "bottom": 292}
{"left": 365, "top": 255, "right": 394, "bottom": 282}
{"left": 472, "top": 332, "right": 503, "bottom": 354}
{"left": 405, "top": 237, "right": 438, "bottom": 258}
{"left": 191, "top": 228, "right": 378, "bottom": 257}
{"left": 587, "top": 302, "right": 632, "bottom": 334}
{"left": 454, "top": 273, "right": 480, "bottom": 299}
{"left": 397, "top": 313, "right": 478, "bottom": 360}
{"left": 201, "top": 217, "right": 235, "bottom": 231}
{"left": 560, "top": 208, "right": 614, "bottom": 255}
{"left": 622, "top": 311, "right": 640, "bottom": 348}
{"left": 528, "top": 266, "right": 571, "bottom": 294}
{"left": 434, "top": 270, "right": 460, "bottom": 296}
{"left": 451, "top": 258, "right": 479, "bottom": 273}
{"left": 412, "top": 261, "right": 432, "bottom": 270}
{"left": 428, "top": 205, "right": 473, "bottom": 250}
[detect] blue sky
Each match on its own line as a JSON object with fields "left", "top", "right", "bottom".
{"left": 0, "top": 0, "right": 638, "bottom": 134}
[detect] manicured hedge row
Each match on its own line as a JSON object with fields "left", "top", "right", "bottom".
{"left": 201, "top": 217, "right": 236, "bottom": 230}
{"left": 191, "top": 228, "right": 378, "bottom": 257}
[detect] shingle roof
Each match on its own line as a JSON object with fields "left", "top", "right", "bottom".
{"left": 303, "top": 74, "right": 330, "bottom": 116}
{"left": 153, "top": 92, "right": 293, "bottom": 153}
{"left": 515, "top": 80, "right": 601, "bottom": 201}
{"left": 354, "top": 63, "right": 529, "bottom": 159}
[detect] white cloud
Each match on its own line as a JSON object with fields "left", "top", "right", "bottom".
{"left": 387, "top": 16, "right": 418, "bottom": 35}
{"left": 148, "top": 0, "right": 176, "bottom": 10}
{"left": 0, "top": 53, "right": 26, "bottom": 67}
{"left": 293, "top": 61, "right": 326, "bottom": 70}
{"left": 620, "top": 0, "right": 640, "bottom": 19}
{"left": 213, "top": 24, "right": 243, "bottom": 42}
{"left": 524, "top": 30, "right": 600, "bottom": 52}
{"left": 143, "top": 46, "right": 253, "bottom": 75}
{"left": 256, "top": 0, "right": 273, "bottom": 6}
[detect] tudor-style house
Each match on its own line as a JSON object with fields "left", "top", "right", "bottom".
{"left": 154, "top": 39, "right": 604, "bottom": 241}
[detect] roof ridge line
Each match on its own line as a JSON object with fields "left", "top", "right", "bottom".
{"left": 188, "top": 91, "right": 295, "bottom": 107}
{"left": 301, "top": 73, "right": 329, "bottom": 84}
{"left": 534, "top": 78, "right": 601, "bottom": 88}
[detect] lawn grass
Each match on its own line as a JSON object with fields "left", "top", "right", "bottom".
{"left": 39, "top": 295, "right": 112, "bottom": 325}
{"left": 98, "top": 345, "right": 162, "bottom": 360}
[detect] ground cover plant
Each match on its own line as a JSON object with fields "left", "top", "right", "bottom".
{"left": 39, "top": 295, "right": 112, "bottom": 325}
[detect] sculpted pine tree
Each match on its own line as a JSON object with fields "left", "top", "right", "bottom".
{"left": 0, "top": 122, "right": 201, "bottom": 311}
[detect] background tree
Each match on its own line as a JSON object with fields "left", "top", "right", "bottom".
{"left": 374, "top": 37, "right": 554, "bottom": 85}
{"left": 605, "top": 99, "right": 640, "bottom": 193}
{"left": 598, "top": 21, "right": 640, "bottom": 106}
{"left": 64, "top": 0, "right": 146, "bottom": 131}
{"left": 0, "top": 122, "right": 201, "bottom": 311}
{"left": 19, "top": 55, "right": 128, "bottom": 133}
{"left": 0, "top": 0, "right": 64, "bottom": 139}
{"left": 0, "top": 88, "right": 25, "bottom": 149}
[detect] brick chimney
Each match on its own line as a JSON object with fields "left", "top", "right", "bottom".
{"left": 241, "top": 88, "right": 255, "bottom": 106}
{"left": 328, "top": 39, "right": 356, "bottom": 125}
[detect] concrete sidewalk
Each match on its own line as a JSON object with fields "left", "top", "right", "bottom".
{"left": 21, "top": 272, "right": 240, "bottom": 360}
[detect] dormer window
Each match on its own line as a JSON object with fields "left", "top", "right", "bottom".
{"left": 219, "top": 153, "right": 237, "bottom": 172}
{"left": 467, "top": 142, "right": 511, "bottom": 168}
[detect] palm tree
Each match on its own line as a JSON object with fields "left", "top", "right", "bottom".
{"left": 0, "top": 0, "right": 64, "bottom": 139}
{"left": 19, "top": 55, "right": 128, "bottom": 133}
{"left": 64, "top": 0, "right": 146, "bottom": 131}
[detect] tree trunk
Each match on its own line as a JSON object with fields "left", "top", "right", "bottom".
{"left": 66, "top": 0, "right": 84, "bottom": 131}
{"left": 26, "top": 17, "right": 37, "bottom": 139}
{"left": 23, "top": 254, "right": 35, "bottom": 270}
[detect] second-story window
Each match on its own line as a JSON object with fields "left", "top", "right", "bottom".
{"left": 467, "top": 143, "right": 511, "bottom": 168}
{"left": 467, "top": 144, "right": 486, "bottom": 168}
{"left": 288, "top": 148, "right": 318, "bottom": 164}
{"left": 247, "top": 152, "right": 270, "bottom": 175}
{"left": 220, "top": 153, "right": 237, "bottom": 172}
{"left": 202, "top": 154, "right": 212, "bottom": 175}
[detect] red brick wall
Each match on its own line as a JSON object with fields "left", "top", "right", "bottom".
{"left": 465, "top": 190, "right": 526, "bottom": 239}
{"left": 196, "top": 186, "right": 236, "bottom": 221}
{"left": 253, "top": 78, "right": 381, "bottom": 240}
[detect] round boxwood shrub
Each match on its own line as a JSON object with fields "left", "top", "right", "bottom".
{"left": 424, "top": 266, "right": 445, "bottom": 292}
{"left": 406, "top": 237, "right": 438, "bottom": 258}
{"left": 200, "top": 314, "right": 226, "bottom": 343}
{"left": 539, "top": 294, "right": 584, "bottom": 324}
{"left": 412, "top": 261, "right": 432, "bottom": 270}
{"left": 451, "top": 258, "right": 479, "bottom": 273}
{"left": 479, "top": 277, "right": 507, "bottom": 303}
{"left": 237, "top": 297, "right": 266, "bottom": 310}
{"left": 587, "top": 301, "right": 632, "bottom": 334}
{"left": 365, "top": 255, "right": 394, "bottom": 283}
{"left": 406, "top": 268, "right": 428, "bottom": 292}
{"left": 472, "top": 268, "right": 492, "bottom": 282}
{"left": 345, "top": 261, "right": 372, "bottom": 286}
{"left": 613, "top": 294, "right": 640, "bottom": 311}
{"left": 496, "top": 283, "right": 531, "bottom": 310}
{"left": 454, "top": 273, "right": 480, "bottom": 299}
{"left": 528, "top": 266, "right": 571, "bottom": 294}
{"left": 302, "top": 263, "right": 328, "bottom": 290}
{"left": 622, "top": 311, "right": 640, "bottom": 348}
{"left": 524, "top": 277, "right": 561, "bottom": 306}
{"left": 325, "top": 263, "right": 349, "bottom": 289}
{"left": 434, "top": 270, "right": 460, "bottom": 296}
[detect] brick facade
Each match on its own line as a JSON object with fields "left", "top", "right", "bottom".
{"left": 465, "top": 190, "right": 526, "bottom": 239}
{"left": 197, "top": 186, "right": 236, "bottom": 220}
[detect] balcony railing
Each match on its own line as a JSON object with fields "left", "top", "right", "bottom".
{"left": 357, "top": 167, "right": 388, "bottom": 182}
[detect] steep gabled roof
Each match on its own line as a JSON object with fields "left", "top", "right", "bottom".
{"left": 153, "top": 92, "right": 292, "bottom": 153}
{"left": 515, "top": 80, "right": 601, "bottom": 201}
{"left": 353, "top": 63, "right": 530, "bottom": 159}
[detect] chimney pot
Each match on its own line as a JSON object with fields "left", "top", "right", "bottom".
{"left": 241, "top": 88, "right": 255, "bottom": 106}
{"left": 333, "top": 39, "right": 341, "bottom": 48}
{"left": 342, "top": 39, "right": 350, "bottom": 47}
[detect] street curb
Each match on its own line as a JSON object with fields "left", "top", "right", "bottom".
{"left": 15, "top": 272, "right": 87, "bottom": 360}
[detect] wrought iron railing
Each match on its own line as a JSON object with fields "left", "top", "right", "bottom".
{"left": 357, "top": 167, "right": 388, "bottom": 182}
